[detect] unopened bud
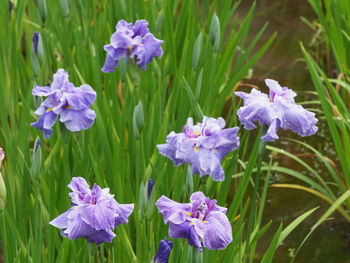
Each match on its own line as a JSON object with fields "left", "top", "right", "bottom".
{"left": 59, "top": 0, "right": 70, "bottom": 17}
{"left": 210, "top": 13, "right": 221, "bottom": 53}
{"left": 31, "top": 137, "right": 42, "bottom": 177}
{"left": 133, "top": 101, "right": 144, "bottom": 139}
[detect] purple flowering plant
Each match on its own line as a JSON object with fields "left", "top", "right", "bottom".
{"left": 156, "top": 192, "right": 232, "bottom": 251}
{"left": 50, "top": 177, "right": 134, "bottom": 245}
{"left": 31, "top": 69, "right": 96, "bottom": 138}
{"left": 235, "top": 79, "right": 318, "bottom": 141}
{"left": 102, "top": 20, "right": 163, "bottom": 72}
{"left": 157, "top": 116, "right": 239, "bottom": 181}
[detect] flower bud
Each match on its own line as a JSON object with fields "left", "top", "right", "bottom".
{"left": 133, "top": 101, "right": 144, "bottom": 139}
{"left": 31, "top": 137, "right": 42, "bottom": 177}
{"left": 210, "top": 13, "right": 220, "bottom": 52}
{"left": 31, "top": 32, "right": 44, "bottom": 77}
{"left": 147, "top": 178, "right": 154, "bottom": 200}
{"left": 37, "top": 0, "right": 47, "bottom": 24}
{"left": 154, "top": 238, "right": 173, "bottom": 263}
{"left": 192, "top": 32, "right": 203, "bottom": 70}
{"left": 59, "top": 0, "right": 70, "bottom": 17}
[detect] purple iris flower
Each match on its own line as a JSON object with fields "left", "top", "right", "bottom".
{"left": 157, "top": 117, "right": 239, "bottom": 181}
{"left": 235, "top": 79, "right": 318, "bottom": 141}
{"left": 30, "top": 69, "right": 96, "bottom": 138}
{"left": 156, "top": 192, "right": 232, "bottom": 250}
{"left": 154, "top": 238, "right": 173, "bottom": 263}
{"left": 50, "top": 177, "right": 134, "bottom": 245}
{"left": 102, "top": 20, "right": 163, "bottom": 72}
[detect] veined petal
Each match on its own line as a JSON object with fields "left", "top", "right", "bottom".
{"left": 115, "top": 203, "right": 134, "bottom": 226}
{"left": 274, "top": 97, "right": 318, "bottom": 137}
{"left": 66, "top": 84, "right": 96, "bottom": 110}
{"left": 202, "top": 212, "right": 232, "bottom": 249}
{"left": 168, "top": 222, "right": 202, "bottom": 249}
{"left": 155, "top": 195, "right": 191, "bottom": 224}
{"left": 86, "top": 229, "right": 116, "bottom": 245}
{"left": 60, "top": 108, "right": 96, "bottom": 132}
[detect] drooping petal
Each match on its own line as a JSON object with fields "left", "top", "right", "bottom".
{"left": 86, "top": 229, "right": 116, "bottom": 245}
{"left": 197, "top": 148, "right": 224, "bottom": 181}
{"left": 114, "top": 203, "right": 134, "bottom": 226}
{"left": 64, "top": 214, "right": 98, "bottom": 240}
{"left": 202, "top": 212, "right": 232, "bottom": 250}
{"left": 60, "top": 108, "right": 96, "bottom": 132}
{"left": 168, "top": 222, "right": 202, "bottom": 249}
{"left": 274, "top": 97, "right": 318, "bottom": 137}
{"left": 155, "top": 195, "right": 191, "bottom": 224}
{"left": 30, "top": 111, "right": 58, "bottom": 139}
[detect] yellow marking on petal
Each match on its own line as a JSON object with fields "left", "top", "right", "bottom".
{"left": 203, "top": 220, "right": 208, "bottom": 223}
{"left": 190, "top": 222, "right": 194, "bottom": 226}
{"left": 213, "top": 149, "right": 217, "bottom": 153}
{"left": 185, "top": 212, "right": 192, "bottom": 216}
{"left": 128, "top": 46, "right": 133, "bottom": 52}
{"left": 46, "top": 108, "right": 53, "bottom": 112}
{"left": 194, "top": 147, "right": 199, "bottom": 152}
{"left": 66, "top": 105, "right": 72, "bottom": 109}
{"left": 71, "top": 206, "right": 77, "bottom": 210}
{"left": 233, "top": 214, "right": 241, "bottom": 222}
{"left": 194, "top": 131, "right": 200, "bottom": 136}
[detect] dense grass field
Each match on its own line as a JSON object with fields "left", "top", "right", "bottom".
{"left": 1, "top": 0, "right": 349, "bottom": 262}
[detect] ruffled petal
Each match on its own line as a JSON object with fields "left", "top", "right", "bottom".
{"left": 115, "top": 203, "right": 134, "bottom": 226}
{"left": 202, "top": 212, "right": 232, "bottom": 249}
{"left": 274, "top": 97, "right": 318, "bottom": 137}
{"left": 60, "top": 108, "right": 96, "bottom": 132}
{"left": 235, "top": 89, "right": 276, "bottom": 130}
{"left": 135, "top": 33, "right": 163, "bottom": 70}
{"left": 80, "top": 203, "right": 116, "bottom": 231}
{"left": 66, "top": 84, "right": 96, "bottom": 110}
{"left": 86, "top": 229, "right": 116, "bottom": 245}
{"left": 132, "top": 20, "right": 150, "bottom": 36}
{"left": 155, "top": 195, "right": 191, "bottom": 224}
{"left": 64, "top": 214, "right": 98, "bottom": 240}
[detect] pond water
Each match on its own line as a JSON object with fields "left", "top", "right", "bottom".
{"left": 237, "top": 1, "right": 350, "bottom": 262}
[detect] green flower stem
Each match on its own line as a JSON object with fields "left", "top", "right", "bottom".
{"left": 188, "top": 246, "right": 203, "bottom": 263}
{"left": 245, "top": 125, "right": 268, "bottom": 261}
